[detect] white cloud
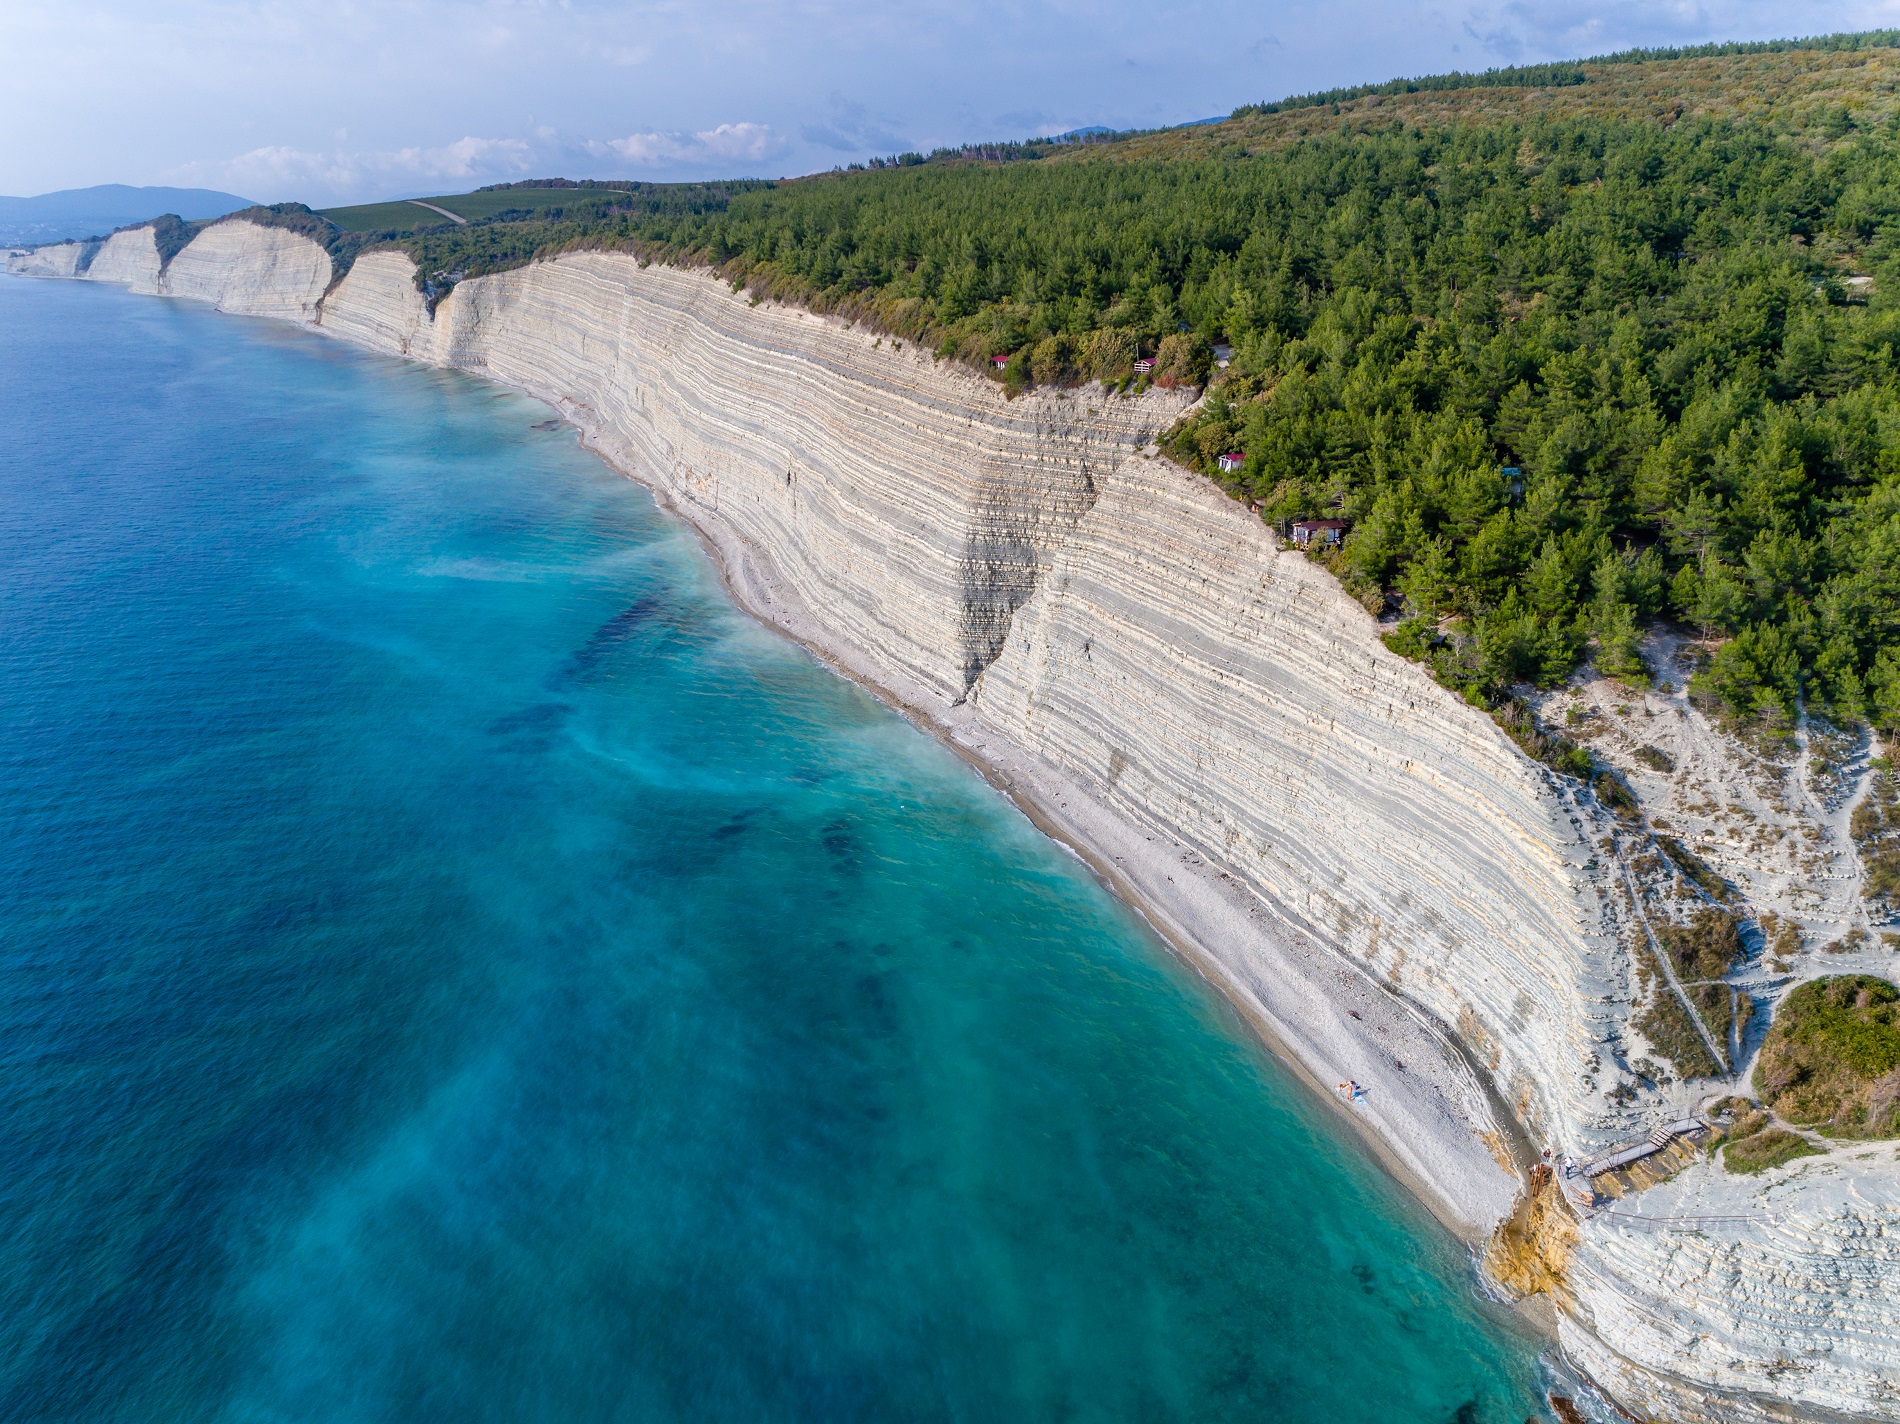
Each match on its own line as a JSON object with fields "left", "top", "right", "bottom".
{"left": 603, "top": 122, "right": 779, "bottom": 168}
{"left": 165, "top": 136, "right": 535, "bottom": 203}
{"left": 800, "top": 96, "right": 910, "bottom": 154}
{"left": 13, "top": 0, "right": 1900, "bottom": 201}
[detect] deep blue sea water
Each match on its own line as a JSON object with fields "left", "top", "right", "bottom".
{"left": 0, "top": 276, "right": 1544, "bottom": 1422}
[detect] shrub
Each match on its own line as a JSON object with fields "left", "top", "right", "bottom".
{"left": 1079, "top": 329, "right": 1136, "bottom": 383}
{"left": 1854, "top": 765, "right": 1900, "bottom": 910}
{"left": 1633, "top": 745, "right": 1675, "bottom": 773}
{"left": 1656, "top": 908, "right": 1744, "bottom": 980}
{"left": 1151, "top": 332, "right": 1211, "bottom": 389}
{"left": 1755, "top": 975, "right": 1900, "bottom": 1137}
{"left": 1634, "top": 972, "right": 1724, "bottom": 1080}
{"left": 1724, "top": 1128, "right": 1823, "bottom": 1174}
{"left": 1029, "top": 335, "right": 1077, "bottom": 386}
{"left": 1593, "top": 769, "right": 1640, "bottom": 820}
{"left": 1655, "top": 836, "right": 1730, "bottom": 901}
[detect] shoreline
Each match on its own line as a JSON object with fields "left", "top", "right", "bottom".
{"left": 13, "top": 261, "right": 1544, "bottom": 1313}
{"left": 558, "top": 401, "right": 1581, "bottom": 1369}
{"left": 530, "top": 393, "right": 1533, "bottom": 1250}
{"left": 23, "top": 234, "right": 1900, "bottom": 1418}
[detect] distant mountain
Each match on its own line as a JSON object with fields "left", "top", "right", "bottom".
{"left": 0, "top": 185, "right": 256, "bottom": 247}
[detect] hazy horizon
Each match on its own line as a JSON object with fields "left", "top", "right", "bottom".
{"left": 6, "top": 1, "right": 1900, "bottom": 207}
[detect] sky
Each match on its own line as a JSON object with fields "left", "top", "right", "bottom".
{"left": 6, "top": 0, "right": 1900, "bottom": 206}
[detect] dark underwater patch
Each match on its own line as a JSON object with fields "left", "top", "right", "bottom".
{"left": 554, "top": 595, "right": 668, "bottom": 684}
{"left": 486, "top": 701, "right": 572, "bottom": 738}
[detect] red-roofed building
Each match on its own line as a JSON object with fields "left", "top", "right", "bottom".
{"left": 1216, "top": 452, "right": 1246, "bottom": 474}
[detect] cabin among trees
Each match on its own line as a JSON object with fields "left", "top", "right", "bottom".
{"left": 1290, "top": 520, "right": 1349, "bottom": 550}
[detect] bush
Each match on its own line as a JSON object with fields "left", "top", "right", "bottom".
{"left": 1634, "top": 973, "right": 1724, "bottom": 1080}
{"left": 1030, "top": 335, "right": 1077, "bottom": 386}
{"left": 1593, "top": 769, "right": 1640, "bottom": 820}
{"left": 1655, "top": 835, "right": 1730, "bottom": 900}
{"left": 1656, "top": 908, "right": 1744, "bottom": 980}
{"left": 1152, "top": 332, "right": 1211, "bottom": 389}
{"left": 1755, "top": 975, "right": 1900, "bottom": 1137}
{"left": 1724, "top": 1128, "right": 1823, "bottom": 1174}
{"left": 1079, "top": 329, "right": 1136, "bottom": 383}
{"left": 1854, "top": 765, "right": 1900, "bottom": 910}
{"left": 1633, "top": 745, "right": 1675, "bottom": 773}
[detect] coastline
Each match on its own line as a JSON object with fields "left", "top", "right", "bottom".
{"left": 543, "top": 401, "right": 1534, "bottom": 1246}
{"left": 0, "top": 266, "right": 1571, "bottom": 1424}
{"left": 0, "top": 248, "right": 1647, "bottom": 1410}
{"left": 20, "top": 249, "right": 1539, "bottom": 1239}
{"left": 3, "top": 254, "right": 1533, "bottom": 1245}
{"left": 21, "top": 221, "right": 1900, "bottom": 1421}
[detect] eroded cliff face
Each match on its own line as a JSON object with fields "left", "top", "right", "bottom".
{"left": 161, "top": 219, "right": 331, "bottom": 321}
{"left": 17, "top": 218, "right": 1900, "bottom": 1422}
{"left": 973, "top": 453, "right": 1617, "bottom": 1142}
{"left": 13, "top": 241, "right": 89, "bottom": 277}
{"left": 83, "top": 228, "right": 162, "bottom": 293}
{"left": 1563, "top": 1152, "right": 1900, "bottom": 1422}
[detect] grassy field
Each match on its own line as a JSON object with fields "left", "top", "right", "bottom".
{"left": 317, "top": 199, "right": 444, "bottom": 234}
{"left": 319, "top": 185, "right": 643, "bottom": 234}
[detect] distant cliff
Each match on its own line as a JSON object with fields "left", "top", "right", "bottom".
{"left": 18, "top": 218, "right": 1900, "bottom": 1424}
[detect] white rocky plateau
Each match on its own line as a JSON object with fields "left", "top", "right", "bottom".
{"left": 14, "top": 219, "right": 1900, "bottom": 1422}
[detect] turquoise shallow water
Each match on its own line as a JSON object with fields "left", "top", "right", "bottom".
{"left": 0, "top": 275, "right": 1542, "bottom": 1422}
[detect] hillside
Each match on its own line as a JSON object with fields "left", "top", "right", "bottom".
{"left": 0, "top": 184, "right": 253, "bottom": 247}
{"left": 258, "top": 34, "right": 1900, "bottom": 750}
{"left": 98, "top": 31, "right": 1900, "bottom": 803}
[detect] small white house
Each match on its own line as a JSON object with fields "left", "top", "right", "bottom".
{"left": 1133, "top": 357, "right": 1156, "bottom": 374}
{"left": 1216, "top": 452, "right": 1246, "bottom": 474}
{"left": 990, "top": 353, "right": 1011, "bottom": 370}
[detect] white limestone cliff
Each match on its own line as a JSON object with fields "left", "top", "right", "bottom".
{"left": 14, "top": 216, "right": 1900, "bottom": 1422}
{"left": 159, "top": 219, "right": 331, "bottom": 321}
{"left": 12, "top": 241, "right": 89, "bottom": 277}
{"left": 1562, "top": 1149, "right": 1900, "bottom": 1422}
{"left": 82, "top": 227, "right": 162, "bottom": 293}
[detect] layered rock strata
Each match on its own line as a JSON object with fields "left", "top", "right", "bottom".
{"left": 13, "top": 217, "right": 1900, "bottom": 1422}
{"left": 13, "top": 240, "right": 89, "bottom": 277}
{"left": 83, "top": 227, "right": 162, "bottom": 293}
{"left": 160, "top": 219, "right": 331, "bottom": 321}
{"left": 1563, "top": 1151, "right": 1900, "bottom": 1422}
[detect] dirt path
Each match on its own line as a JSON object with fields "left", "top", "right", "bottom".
{"left": 407, "top": 200, "right": 467, "bottom": 226}
{"left": 1619, "top": 855, "right": 1732, "bottom": 1075}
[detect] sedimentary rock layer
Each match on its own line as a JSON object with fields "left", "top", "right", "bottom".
{"left": 1564, "top": 1154, "right": 1900, "bottom": 1421}
{"left": 83, "top": 227, "right": 161, "bottom": 293}
{"left": 12, "top": 241, "right": 88, "bottom": 277}
{"left": 160, "top": 219, "right": 331, "bottom": 321}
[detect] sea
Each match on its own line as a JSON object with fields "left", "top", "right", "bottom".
{"left": 0, "top": 274, "right": 1547, "bottom": 1422}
